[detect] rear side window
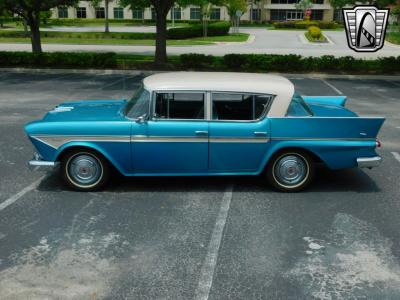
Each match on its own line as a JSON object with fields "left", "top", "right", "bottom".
{"left": 154, "top": 92, "right": 205, "bottom": 120}
{"left": 212, "top": 93, "right": 272, "bottom": 121}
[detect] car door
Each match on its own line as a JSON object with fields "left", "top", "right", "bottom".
{"left": 132, "top": 91, "right": 209, "bottom": 173}
{"left": 209, "top": 92, "right": 272, "bottom": 172}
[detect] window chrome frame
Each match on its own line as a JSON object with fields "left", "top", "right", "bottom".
{"left": 150, "top": 90, "right": 209, "bottom": 122}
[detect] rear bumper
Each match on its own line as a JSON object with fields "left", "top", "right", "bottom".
{"left": 28, "top": 152, "right": 59, "bottom": 171}
{"left": 357, "top": 156, "right": 382, "bottom": 168}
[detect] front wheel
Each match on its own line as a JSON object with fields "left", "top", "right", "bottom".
{"left": 266, "top": 150, "right": 314, "bottom": 192}
{"left": 61, "top": 149, "right": 110, "bottom": 191}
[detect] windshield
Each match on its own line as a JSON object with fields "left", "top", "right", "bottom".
{"left": 125, "top": 85, "right": 150, "bottom": 118}
{"left": 286, "top": 93, "right": 313, "bottom": 117}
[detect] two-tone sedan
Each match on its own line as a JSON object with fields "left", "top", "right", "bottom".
{"left": 25, "top": 72, "right": 384, "bottom": 192}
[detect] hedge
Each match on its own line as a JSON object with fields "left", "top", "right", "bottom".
{"left": 0, "top": 52, "right": 117, "bottom": 68}
{"left": 0, "top": 30, "right": 156, "bottom": 40}
{"left": 0, "top": 52, "right": 399, "bottom": 74}
{"left": 273, "top": 20, "right": 338, "bottom": 29}
{"left": 167, "top": 22, "right": 230, "bottom": 39}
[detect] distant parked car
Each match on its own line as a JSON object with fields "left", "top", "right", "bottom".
{"left": 25, "top": 72, "right": 384, "bottom": 192}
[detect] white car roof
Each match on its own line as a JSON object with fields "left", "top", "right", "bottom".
{"left": 143, "top": 72, "right": 295, "bottom": 117}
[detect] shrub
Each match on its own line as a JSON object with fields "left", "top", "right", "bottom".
{"left": 295, "top": 21, "right": 318, "bottom": 29}
{"left": 273, "top": 20, "right": 337, "bottom": 29}
{"left": 308, "top": 26, "right": 322, "bottom": 39}
{"left": 180, "top": 53, "right": 215, "bottom": 68}
{"left": 167, "top": 22, "right": 230, "bottom": 39}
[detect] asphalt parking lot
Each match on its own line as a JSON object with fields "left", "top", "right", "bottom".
{"left": 0, "top": 69, "right": 400, "bottom": 300}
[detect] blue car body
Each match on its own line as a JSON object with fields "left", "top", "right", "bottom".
{"left": 25, "top": 73, "right": 385, "bottom": 179}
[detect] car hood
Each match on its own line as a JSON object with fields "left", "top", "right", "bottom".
{"left": 308, "top": 102, "right": 358, "bottom": 117}
{"left": 43, "top": 100, "right": 127, "bottom": 122}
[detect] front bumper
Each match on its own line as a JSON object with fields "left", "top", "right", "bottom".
{"left": 357, "top": 156, "right": 382, "bottom": 168}
{"left": 28, "top": 152, "right": 59, "bottom": 171}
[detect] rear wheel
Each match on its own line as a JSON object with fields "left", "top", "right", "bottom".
{"left": 61, "top": 149, "right": 110, "bottom": 191}
{"left": 266, "top": 150, "right": 314, "bottom": 192}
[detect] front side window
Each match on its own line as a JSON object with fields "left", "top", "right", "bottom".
{"left": 155, "top": 92, "right": 205, "bottom": 120}
{"left": 126, "top": 86, "right": 150, "bottom": 118}
{"left": 286, "top": 93, "right": 313, "bottom": 117}
{"left": 212, "top": 93, "right": 272, "bottom": 121}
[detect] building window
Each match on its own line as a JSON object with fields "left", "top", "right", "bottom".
{"left": 171, "top": 7, "right": 181, "bottom": 20}
{"left": 95, "top": 7, "right": 105, "bottom": 19}
{"left": 132, "top": 9, "right": 143, "bottom": 20}
{"left": 58, "top": 7, "right": 68, "bottom": 18}
{"left": 251, "top": 8, "right": 261, "bottom": 21}
{"left": 270, "top": 9, "right": 303, "bottom": 21}
{"left": 151, "top": 8, "right": 156, "bottom": 20}
{"left": 271, "top": 0, "right": 300, "bottom": 3}
{"left": 210, "top": 8, "right": 221, "bottom": 20}
{"left": 77, "top": 7, "right": 86, "bottom": 19}
{"left": 190, "top": 8, "right": 201, "bottom": 20}
{"left": 114, "top": 7, "right": 124, "bottom": 19}
{"left": 333, "top": 9, "right": 343, "bottom": 23}
{"left": 311, "top": 10, "right": 323, "bottom": 20}
{"left": 314, "top": 0, "right": 324, "bottom": 4}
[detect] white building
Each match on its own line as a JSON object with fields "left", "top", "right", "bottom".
{"left": 52, "top": 0, "right": 337, "bottom": 23}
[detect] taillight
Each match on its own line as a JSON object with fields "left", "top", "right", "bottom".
{"left": 376, "top": 139, "right": 381, "bottom": 148}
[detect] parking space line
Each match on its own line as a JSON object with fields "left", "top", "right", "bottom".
{"left": 392, "top": 152, "right": 400, "bottom": 164}
{"left": 321, "top": 79, "right": 343, "bottom": 95}
{"left": 195, "top": 184, "right": 233, "bottom": 300}
{"left": 0, "top": 175, "right": 45, "bottom": 212}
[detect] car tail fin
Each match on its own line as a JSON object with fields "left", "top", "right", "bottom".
{"left": 302, "top": 96, "right": 347, "bottom": 107}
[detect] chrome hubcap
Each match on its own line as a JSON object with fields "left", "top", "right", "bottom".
{"left": 68, "top": 154, "right": 101, "bottom": 186}
{"left": 274, "top": 155, "right": 307, "bottom": 186}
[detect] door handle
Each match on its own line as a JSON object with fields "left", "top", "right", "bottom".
{"left": 195, "top": 131, "right": 209, "bottom": 136}
{"left": 254, "top": 131, "right": 267, "bottom": 136}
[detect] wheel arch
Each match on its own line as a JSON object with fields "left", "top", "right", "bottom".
{"left": 260, "top": 145, "right": 323, "bottom": 174}
{"left": 55, "top": 143, "right": 123, "bottom": 175}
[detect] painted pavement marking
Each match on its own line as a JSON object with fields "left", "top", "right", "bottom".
{"left": 194, "top": 184, "right": 233, "bottom": 300}
{"left": 321, "top": 79, "right": 343, "bottom": 95}
{"left": 392, "top": 152, "right": 400, "bottom": 164}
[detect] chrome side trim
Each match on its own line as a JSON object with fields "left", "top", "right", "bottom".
{"left": 132, "top": 136, "right": 208, "bottom": 143}
{"left": 210, "top": 137, "right": 269, "bottom": 143}
{"left": 271, "top": 137, "right": 376, "bottom": 141}
{"left": 31, "top": 135, "right": 131, "bottom": 149}
{"left": 357, "top": 156, "right": 382, "bottom": 168}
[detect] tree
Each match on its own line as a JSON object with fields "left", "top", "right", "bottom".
{"left": 295, "top": 0, "right": 313, "bottom": 20}
{"left": 120, "top": 0, "right": 175, "bottom": 64}
{"left": 0, "top": 6, "right": 10, "bottom": 28}
{"left": 224, "top": 0, "right": 247, "bottom": 26}
{"left": 178, "top": 0, "right": 224, "bottom": 36}
{"left": 91, "top": 0, "right": 110, "bottom": 33}
{"left": 391, "top": 6, "right": 400, "bottom": 28}
{"left": 0, "top": 0, "right": 78, "bottom": 53}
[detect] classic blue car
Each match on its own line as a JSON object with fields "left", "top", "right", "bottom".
{"left": 25, "top": 72, "right": 384, "bottom": 192}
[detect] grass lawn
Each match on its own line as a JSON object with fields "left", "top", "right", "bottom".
{"left": 386, "top": 32, "right": 400, "bottom": 45}
{"left": 0, "top": 33, "right": 249, "bottom": 46}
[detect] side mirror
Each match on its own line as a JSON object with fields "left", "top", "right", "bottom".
{"left": 135, "top": 114, "right": 147, "bottom": 124}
